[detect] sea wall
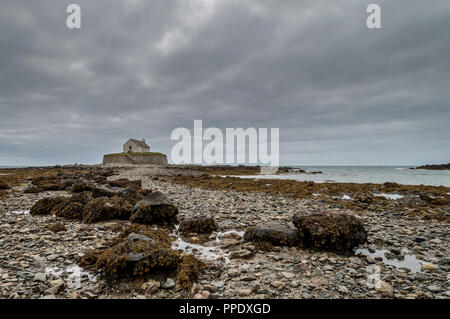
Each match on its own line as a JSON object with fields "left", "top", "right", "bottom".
{"left": 102, "top": 153, "right": 168, "bottom": 165}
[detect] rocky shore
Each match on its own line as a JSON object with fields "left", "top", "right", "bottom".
{"left": 0, "top": 165, "right": 449, "bottom": 299}
{"left": 414, "top": 163, "right": 450, "bottom": 170}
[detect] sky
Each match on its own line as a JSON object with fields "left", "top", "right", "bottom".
{"left": 0, "top": 0, "right": 449, "bottom": 166}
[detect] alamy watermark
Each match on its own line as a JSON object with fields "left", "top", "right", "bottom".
{"left": 170, "top": 120, "right": 279, "bottom": 174}
{"left": 65, "top": 3, "right": 382, "bottom": 30}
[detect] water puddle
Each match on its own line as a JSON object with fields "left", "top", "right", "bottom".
{"left": 355, "top": 248, "right": 422, "bottom": 273}
{"left": 45, "top": 265, "right": 97, "bottom": 289}
{"left": 171, "top": 237, "right": 231, "bottom": 262}
{"left": 171, "top": 227, "right": 245, "bottom": 263}
{"left": 374, "top": 193, "right": 404, "bottom": 200}
{"left": 6, "top": 210, "right": 30, "bottom": 216}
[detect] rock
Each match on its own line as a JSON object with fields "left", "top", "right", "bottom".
{"left": 50, "top": 279, "right": 65, "bottom": 290}
{"left": 338, "top": 286, "right": 350, "bottom": 294}
{"left": 164, "top": 278, "right": 175, "bottom": 289}
{"left": 118, "top": 186, "right": 143, "bottom": 203}
{"left": 92, "top": 185, "right": 120, "bottom": 198}
{"left": 48, "top": 222, "right": 67, "bottom": 233}
{"left": 421, "top": 262, "right": 437, "bottom": 271}
{"left": 141, "top": 280, "right": 161, "bottom": 293}
{"left": 30, "top": 197, "right": 67, "bottom": 216}
{"left": 201, "top": 290, "right": 211, "bottom": 299}
{"left": 70, "top": 292, "right": 80, "bottom": 299}
{"left": 229, "top": 249, "right": 254, "bottom": 259}
{"left": 375, "top": 280, "right": 393, "bottom": 297}
{"left": 270, "top": 281, "right": 286, "bottom": 290}
{"left": 429, "top": 238, "right": 442, "bottom": 244}
{"left": 34, "top": 272, "right": 47, "bottom": 283}
{"left": 70, "top": 181, "right": 95, "bottom": 193}
{"left": 82, "top": 196, "right": 133, "bottom": 223}
{"left": 243, "top": 222, "right": 299, "bottom": 246}
{"left": 193, "top": 293, "right": 207, "bottom": 299}
{"left": 427, "top": 285, "right": 442, "bottom": 292}
{"left": 292, "top": 211, "right": 367, "bottom": 251}
{"left": 219, "top": 238, "right": 240, "bottom": 248}
{"left": 178, "top": 217, "right": 218, "bottom": 234}
{"left": 239, "top": 288, "right": 252, "bottom": 296}
{"left": 130, "top": 191, "right": 179, "bottom": 225}
{"left": 83, "top": 225, "right": 180, "bottom": 277}
{"left": 280, "top": 272, "right": 295, "bottom": 279}
{"left": 307, "top": 276, "right": 328, "bottom": 289}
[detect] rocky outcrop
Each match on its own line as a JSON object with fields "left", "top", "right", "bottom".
{"left": 414, "top": 163, "right": 450, "bottom": 170}
{"left": 29, "top": 197, "right": 68, "bottom": 216}
{"left": 243, "top": 222, "right": 299, "bottom": 246}
{"left": 81, "top": 224, "right": 206, "bottom": 289}
{"left": 130, "top": 191, "right": 179, "bottom": 225}
{"left": 292, "top": 211, "right": 367, "bottom": 251}
{"left": 178, "top": 217, "right": 218, "bottom": 234}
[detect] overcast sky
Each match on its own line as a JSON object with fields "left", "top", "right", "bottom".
{"left": 1, "top": 0, "right": 449, "bottom": 166}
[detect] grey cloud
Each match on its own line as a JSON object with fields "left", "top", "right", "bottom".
{"left": 0, "top": 0, "right": 449, "bottom": 166}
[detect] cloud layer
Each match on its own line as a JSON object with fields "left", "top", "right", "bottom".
{"left": 1, "top": 0, "right": 449, "bottom": 166}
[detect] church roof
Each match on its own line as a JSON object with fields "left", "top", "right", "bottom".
{"left": 125, "top": 138, "right": 150, "bottom": 148}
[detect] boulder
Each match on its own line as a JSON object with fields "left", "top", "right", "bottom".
{"left": 130, "top": 191, "right": 178, "bottom": 225}
{"left": 83, "top": 226, "right": 180, "bottom": 277}
{"left": 292, "top": 211, "right": 367, "bottom": 251}
{"left": 0, "top": 180, "right": 10, "bottom": 190}
{"left": 30, "top": 197, "right": 68, "bottom": 216}
{"left": 178, "top": 217, "right": 218, "bottom": 234}
{"left": 70, "top": 180, "right": 95, "bottom": 193}
{"left": 48, "top": 222, "right": 67, "bottom": 233}
{"left": 243, "top": 222, "right": 299, "bottom": 246}
{"left": 92, "top": 185, "right": 120, "bottom": 198}
{"left": 82, "top": 196, "right": 133, "bottom": 223}
{"left": 118, "top": 186, "right": 144, "bottom": 204}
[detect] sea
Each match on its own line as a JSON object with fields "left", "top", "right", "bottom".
{"left": 243, "top": 166, "right": 450, "bottom": 187}
{"left": 1, "top": 165, "right": 449, "bottom": 187}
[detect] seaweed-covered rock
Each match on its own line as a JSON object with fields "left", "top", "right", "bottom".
{"left": 70, "top": 180, "right": 95, "bottom": 193}
{"left": 48, "top": 222, "right": 67, "bottom": 232}
{"left": 108, "top": 178, "right": 142, "bottom": 189}
{"left": 243, "top": 222, "right": 299, "bottom": 246}
{"left": 92, "top": 185, "right": 120, "bottom": 198}
{"left": 0, "top": 180, "right": 10, "bottom": 190}
{"left": 130, "top": 191, "right": 178, "bottom": 225}
{"left": 82, "top": 196, "right": 133, "bottom": 223}
{"left": 30, "top": 176, "right": 62, "bottom": 191}
{"left": 59, "top": 179, "right": 76, "bottom": 190}
{"left": 30, "top": 197, "right": 68, "bottom": 216}
{"left": 85, "top": 229, "right": 180, "bottom": 277}
{"left": 24, "top": 185, "right": 42, "bottom": 193}
{"left": 292, "top": 211, "right": 367, "bottom": 251}
{"left": 56, "top": 201, "right": 85, "bottom": 219}
{"left": 178, "top": 217, "right": 218, "bottom": 234}
{"left": 176, "top": 255, "right": 207, "bottom": 289}
{"left": 118, "top": 186, "right": 144, "bottom": 204}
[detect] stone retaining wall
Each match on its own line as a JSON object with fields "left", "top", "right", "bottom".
{"left": 102, "top": 153, "right": 168, "bottom": 165}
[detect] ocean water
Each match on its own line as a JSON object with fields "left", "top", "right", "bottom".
{"left": 244, "top": 166, "right": 450, "bottom": 187}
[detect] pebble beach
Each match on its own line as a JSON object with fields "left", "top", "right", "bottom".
{"left": 0, "top": 165, "right": 449, "bottom": 299}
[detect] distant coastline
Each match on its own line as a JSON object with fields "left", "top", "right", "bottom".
{"left": 413, "top": 163, "right": 450, "bottom": 170}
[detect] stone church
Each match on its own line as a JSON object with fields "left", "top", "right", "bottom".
{"left": 123, "top": 138, "right": 150, "bottom": 153}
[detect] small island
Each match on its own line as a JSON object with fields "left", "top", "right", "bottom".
{"left": 413, "top": 163, "right": 450, "bottom": 170}
{"left": 103, "top": 138, "right": 168, "bottom": 165}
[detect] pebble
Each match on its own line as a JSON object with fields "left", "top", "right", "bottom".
{"left": 163, "top": 278, "right": 175, "bottom": 290}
